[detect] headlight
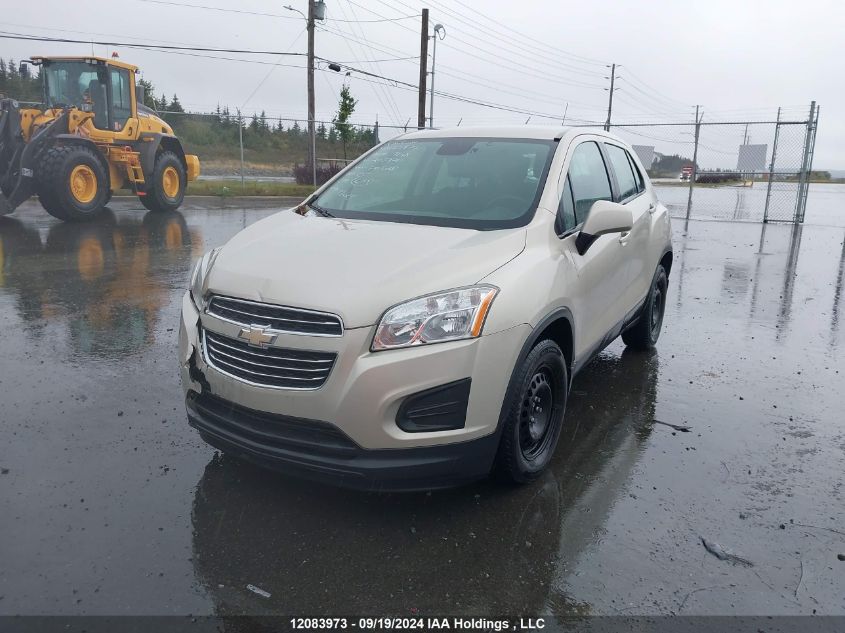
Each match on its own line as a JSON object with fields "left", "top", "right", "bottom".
{"left": 189, "top": 247, "right": 220, "bottom": 311}
{"left": 372, "top": 285, "right": 499, "bottom": 351}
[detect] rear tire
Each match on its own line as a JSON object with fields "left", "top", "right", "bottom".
{"left": 140, "top": 151, "right": 186, "bottom": 213}
{"left": 495, "top": 339, "right": 568, "bottom": 483}
{"left": 622, "top": 264, "right": 668, "bottom": 350}
{"left": 36, "top": 145, "right": 109, "bottom": 222}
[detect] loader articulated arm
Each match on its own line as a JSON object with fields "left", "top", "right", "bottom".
{"left": 0, "top": 99, "right": 68, "bottom": 215}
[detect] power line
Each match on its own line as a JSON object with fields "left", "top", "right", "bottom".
{"left": 449, "top": 0, "right": 608, "bottom": 68}
{"left": 0, "top": 31, "right": 308, "bottom": 56}
{"left": 410, "top": 0, "right": 605, "bottom": 78}
{"left": 135, "top": 0, "right": 420, "bottom": 23}
{"left": 337, "top": 0, "right": 404, "bottom": 126}
{"left": 241, "top": 27, "right": 307, "bottom": 110}
{"left": 317, "top": 19, "right": 606, "bottom": 92}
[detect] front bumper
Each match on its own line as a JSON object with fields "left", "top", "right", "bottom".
{"left": 185, "top": 389, "right": 500, "bottom": 491}
{"left": 179, "top": 291, "right": 530, "bottom": 487}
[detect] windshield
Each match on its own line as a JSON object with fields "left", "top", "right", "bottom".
{"left": 314, "top": 137, "right": 556, "bottom": 230}
{"left": 43, "top": 61, "right": 109, "bottom": 119}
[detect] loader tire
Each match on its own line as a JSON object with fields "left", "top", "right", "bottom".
{"left": 37, "top": 145, "right": 109, "bottom": 222}
{"left": 141, "top": 151, "right": 186, "bottom": 213}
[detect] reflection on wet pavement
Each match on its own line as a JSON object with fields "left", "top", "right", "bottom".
{"left": 1, "top": 199, "right": 844, "bottom": 617}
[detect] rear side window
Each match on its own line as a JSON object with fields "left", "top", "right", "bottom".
{"left": 605, "top": 144, "right": 638, "bottom": 201}
{"left": 567, "top": 141, "right": 613, "bottom": 225}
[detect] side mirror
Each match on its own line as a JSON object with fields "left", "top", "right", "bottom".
{"left": 575, "top": 200, "right": 633, "bottom": 255}
{"left": 135, "top": 84, "right": 146, "bottom": 107}
{"left": 19, "top": 60, "right": 30, "bottom": 79}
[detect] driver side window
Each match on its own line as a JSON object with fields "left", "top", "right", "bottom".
{"left": 556, "top": 141, "right": 613, "bottom": 235}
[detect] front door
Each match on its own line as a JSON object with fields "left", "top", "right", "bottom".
{"left": 554, "top": 139, "right": 631, "bottom": 362}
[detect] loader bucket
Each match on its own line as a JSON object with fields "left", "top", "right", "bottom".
{"left": 0, "top": 101, "right": 67, "bottom": 215}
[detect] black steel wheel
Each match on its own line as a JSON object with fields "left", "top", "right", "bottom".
{"left": 496, "top": 338, "right": 568, "bottom": 483}
{"left": 622, "top": 264, "right": 668, "bottom": 350}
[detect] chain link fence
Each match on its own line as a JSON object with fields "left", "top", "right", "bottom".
{"left": 159, "top": 107, "right": 820, "bottom": 222}
{"left": 155, "top": 110, "right": 384, "bottom": 183}
{"left": 577, "top": 104, "right": 819, "bottom": 224}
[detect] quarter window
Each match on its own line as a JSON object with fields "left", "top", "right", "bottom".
{"left": 627, "top": 151, "right": 646, "bottom": 193}
{"left": 556, "top": 174, "right": 576, "bottom": 235}
{"left": 567, "top": 141, "right": 613, "bottom": 225}
{"left": 605, "top": 144, "right": 638, "bottom": 201}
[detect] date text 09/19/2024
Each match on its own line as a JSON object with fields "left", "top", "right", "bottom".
{"left": 289, "top": 617, "right": 546, "bottom": 630}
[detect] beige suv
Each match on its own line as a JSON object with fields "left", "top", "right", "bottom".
{"left": 179, "top": 127, "right": 672, "bottom": 491}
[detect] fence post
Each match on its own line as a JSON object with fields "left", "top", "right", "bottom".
{"left": 763, "top": 107, "right": 782, "bottom": 223}
{"left": 798, "top": 105, "right": 819, "bottom": 223}
{"left": 794, "top": 101, "right": 816, "bottom": 223}
{"left": 685, "top": 105, "right": 701, "bottom": 224}
{"left": 237, "top": 109, "right": 245, "bottom": 192}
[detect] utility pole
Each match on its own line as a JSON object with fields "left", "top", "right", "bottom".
{"left": 307, "top": 0, "right": 317, "bottom": 186}
{"left": 417, "top": 8, "right": 429, "bottom": 130}
{"left": 429, "top": 23, "right": 445, "bottom": 129}
{"left": 604, "top": 63, "right": 616, "bottom": 132}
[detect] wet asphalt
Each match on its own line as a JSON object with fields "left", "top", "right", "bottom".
{"left": 1, "top": 197, "right": 844, "bottom": 617}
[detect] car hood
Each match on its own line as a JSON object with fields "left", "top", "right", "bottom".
{"left": 205, "top": 210, "right": 526, "bottom": 328}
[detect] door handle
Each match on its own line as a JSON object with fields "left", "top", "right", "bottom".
{"left": 619, "top": 231, "right": 630, "bottom": 244}
{"left": 648, "top": 203, "right": 657, "bottom": 213}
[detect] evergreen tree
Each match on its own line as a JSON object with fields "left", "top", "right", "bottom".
{"left": 137, "top": 78, "right": 157, "bottom": 109}
{"left": 333, "top": 84, "right": 357, "bottom": 159}
{"left": 169, "top": 94, "right": 184, "bottom": 113}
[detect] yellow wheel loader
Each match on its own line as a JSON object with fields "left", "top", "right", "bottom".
{"left": 0, "top": 56, "right": 200, "bottom": 221}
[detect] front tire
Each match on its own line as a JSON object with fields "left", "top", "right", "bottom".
{"left": 37, "top": 145, "right": 109, "bottom": 222}
{"left": 495, "top": 339, "right": 569, "bottom": 483}
{"left": 622, "top": 264, "right": 668, "bottom": 350}
{"left": 141, "top": 151, "right": 186, "bottom": 213}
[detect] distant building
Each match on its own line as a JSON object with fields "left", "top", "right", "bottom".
{"left": 631, "top": 145, "right": 655, "bottom": 169}
{"left": 737, "top": 144, "right": 768, "bottom": 173}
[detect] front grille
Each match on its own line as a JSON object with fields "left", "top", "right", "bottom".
{"left": 188, "top": 391, "right": 358, "bottom": 458}
{"left": 207, "top": 295, "right": 343, "bottom": 337}
{"left": 202, "top": 328, "right": 336, "bottom": 389}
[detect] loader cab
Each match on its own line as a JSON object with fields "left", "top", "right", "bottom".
{"left": 37, "top": 57, "right": 137, "bottom": 135}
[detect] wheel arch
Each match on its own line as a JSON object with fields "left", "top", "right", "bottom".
{"left": 494, "top": 308, "right": 575, "bottom": 437}
{"left": 659, "top": 248, "right": 673, "bottom": 277}
{"left": 135, "top": 133, "right": 187, "bottom": 181}
{"left": 528, "top": 308, "right": 575, "bottom": 379}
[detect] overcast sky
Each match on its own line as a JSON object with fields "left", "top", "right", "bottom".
{"left": 2, "top": 0, "right": 842, "bottom": 168}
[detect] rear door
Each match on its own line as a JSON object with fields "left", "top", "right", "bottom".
{"left": 603, "top": 142, "right": 653, "bottom": 314}
{"left": 554, "top": 139, "right": 631, "bottom": 361}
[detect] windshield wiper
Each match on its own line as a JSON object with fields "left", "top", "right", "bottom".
{"left": 308, "top": 199, "right": 334, "bottom": 218}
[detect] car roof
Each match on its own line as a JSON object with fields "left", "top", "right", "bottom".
{"left": 398, "top": 125, "right": 620, "bottom": 144}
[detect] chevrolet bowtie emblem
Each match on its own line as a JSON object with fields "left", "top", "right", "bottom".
{"left": 238, "top": 325, "right": 276, "bottom": 348}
